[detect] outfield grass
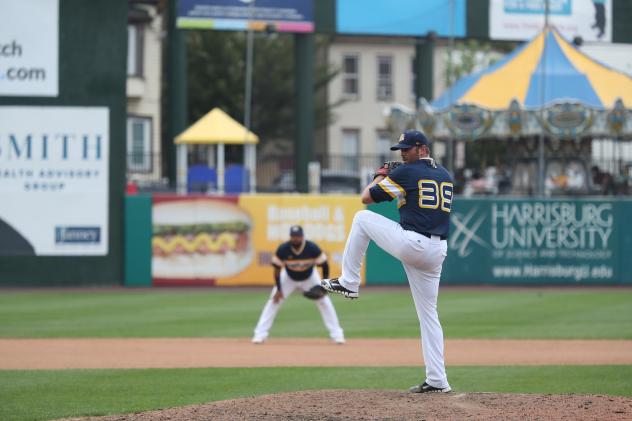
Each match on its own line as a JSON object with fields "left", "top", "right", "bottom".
{"left": 1, "top": 289, "right": 631, "bottom": 421}
{"left": 0, "top": 289, "right": 631, "bottom": 339}
{"left": 1, "top": 366, "right": 631, "bottom": 421}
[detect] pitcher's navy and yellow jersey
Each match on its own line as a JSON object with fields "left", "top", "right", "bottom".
{"left": 271, "top": 240, "right": 327, "bottom": 281}
{"left": 369, "top": 158, "right": 454, "bottom": 238}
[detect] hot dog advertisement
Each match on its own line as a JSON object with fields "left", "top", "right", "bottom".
{"left": 151, "top": 194, "right": 364, "bottom": 286}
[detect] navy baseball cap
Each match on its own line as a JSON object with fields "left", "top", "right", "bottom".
{"left": 289, "top": 225, "right": 304, "bottom": 236}
{"left": 390, "top": 130, "right": 429, "bottom": 150}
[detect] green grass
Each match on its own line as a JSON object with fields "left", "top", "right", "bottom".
{"left": 0, "top": 289, "right": 631, "bottom": 339}
{"left": 1, "top": 366, "right": 631, "bottom": 421}
{"left": 1, "top": 289, "right": 631, "bottom": 421}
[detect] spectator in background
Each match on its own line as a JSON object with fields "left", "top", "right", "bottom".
{"left": 483, "top": 166, "right": 498, "bottom": 195}
{"left": 453, "top": 167, "right": 466, "bottom": 195}
{"left": 591, "top": 165, "right": 616, "bottom": 195}
{"left": 471, "top": 170, "right": 486, "bottom": 194}
{"left": 565, "top": 164, "right": 585, "bottom": 195}
{"left": 497, "top": 165, "right": 512, "bottom": 195}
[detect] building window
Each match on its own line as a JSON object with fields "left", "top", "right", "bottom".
{"left": 127, "top": 116, "right": 152, "bottom": 173}
{"left": 377, "top": 55, "right": 393, "bottom": 101}
{"left": 376, "top": 129, "right": 391, "bottom": 163}
{"left": 127, "top": 24, "right": 144, "bottom": 77}
{"left": 341, "top": 128, "right": 360, "bottom": 172}
{"left": 342, "top": 54, "right": 359, "bottom": 98}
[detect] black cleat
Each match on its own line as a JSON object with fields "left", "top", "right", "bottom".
{"left": 409, "top": 382, "right": 452, "bottom": 393}
{"left": 321, "top": 278, "right": 359, "bottom": 299}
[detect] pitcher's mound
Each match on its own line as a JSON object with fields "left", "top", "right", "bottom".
{"left": 74, "top": 390, "right": 631, "bottom": 420}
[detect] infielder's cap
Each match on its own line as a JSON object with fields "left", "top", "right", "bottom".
{"left": 289, "top": 225, "right": 304, "bottom": 236}
{"left": 390, "top": 129, "right": 429, "bottom": 150}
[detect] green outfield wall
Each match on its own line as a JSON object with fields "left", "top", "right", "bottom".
{"left": 367, "top": 198, "right": 632, "bottom": 285}
{"left": 124, "top": 195, "right": 152, "bottom": 287}
{"left": 0, "top": 0, "right": 127, "bottom": 286}
{"left": 124, "top": 195, "right": 632, "bottom": 287}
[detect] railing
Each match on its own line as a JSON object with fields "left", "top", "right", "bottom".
{"left": 126, "top": 152, "right": 632, "bottom": 196}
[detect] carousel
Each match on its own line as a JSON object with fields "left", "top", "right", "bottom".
{"left": 390, "top": 26, "right": 632, "bottom": 196}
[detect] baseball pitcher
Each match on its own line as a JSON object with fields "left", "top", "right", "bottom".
{"left": 322, "top": 129, "right": 453, "bottom": 393}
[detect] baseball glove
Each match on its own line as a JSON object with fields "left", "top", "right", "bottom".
{"left": 303, "top": 285, "right": 328, "bottom": 300}
{"left": 373, "top": 161, "right": 404, "bottom": 179}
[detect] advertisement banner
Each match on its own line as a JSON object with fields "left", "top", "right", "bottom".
{"left": 368, "top": 198, "right": 622, "bottom": 285}
{"left": 177, "top": 0, "right": 314, "bottom": 33}
{"left": 0, "top": 0, "right": 59, "bottom": 96}
{"left": 151, "top": 194, "right": 364, "bottom": 286}
{"left": 337, "top": 0, "right": 466, "bottom": 37}
{"left": 490, "top": 0, "right": 612, "bottom": 42}
{"left": 0, "top": 107, "right": 109, "bottom": 255}
{"left": 444, "top": 198, "right": 618, "bottom": 284}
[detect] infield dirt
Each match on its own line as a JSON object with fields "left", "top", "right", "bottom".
{"left": 8, "top": 338, "right": 629, "bottom": 420}
{"left": 3, "top": 338, "right": 632, "bottom": 369}
{"left": 64, "top": 390, "right": 632, "bottom": 421}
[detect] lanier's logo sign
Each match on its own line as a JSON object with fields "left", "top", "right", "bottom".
{"left": 55, "top": 227, "right": 101, "bottom": 244}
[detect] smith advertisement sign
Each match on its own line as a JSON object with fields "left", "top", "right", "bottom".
{"left": 368, "top": 198, "right": 628, "bottom": 285}
{"left": 0, "top": 106, "right": 109, "bottom": 256}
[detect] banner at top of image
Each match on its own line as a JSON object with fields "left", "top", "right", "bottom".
{"left": 490, "top": 0, "right": 612, "bottom": 42}
{"left": 337, "top": 0, "right": 466, "bottom": 37}
{"left": 177, "top": 0, "right": 314, "bottom": 33}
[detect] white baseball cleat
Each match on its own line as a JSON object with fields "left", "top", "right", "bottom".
{"left": 333, "top": 337, "right": 346, "bottom": 345}
{"left": 321, "top": 278, "right": 359, "bottom": 299}
{"left": 251, "top": 337, "right": 266, "bottom": 344}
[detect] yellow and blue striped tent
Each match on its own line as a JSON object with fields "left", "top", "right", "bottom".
{"left": 432, "top": 26, "right": 632, "bottom": 110}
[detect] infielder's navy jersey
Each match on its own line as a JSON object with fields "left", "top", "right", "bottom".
{"left": 271, "top": 240, "right": 327, "bottom": 281}
{"left": 369, "top": 158, "right": 454, "bottom": 238}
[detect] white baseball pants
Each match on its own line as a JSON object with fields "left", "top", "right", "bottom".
{"left": 338, "top": 210, "right": 450, "bottom": 389}
{"left": 253, "top": 268, "right": 345, "bottom": 342}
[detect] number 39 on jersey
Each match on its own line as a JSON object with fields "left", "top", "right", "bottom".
{"left": 418, "top": 180, "right": 453, "bottom": 212}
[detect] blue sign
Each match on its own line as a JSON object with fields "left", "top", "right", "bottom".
{"left": 55, "top": 227, "right": 101, "bottom": 244}
{"left": 178, "top": 0, "right": 314, "bottom": 32}
{"left": 337, "top": 0, "right": 466, "bottom": 37}
{"left": 504, "top": 0, "right": 572, "bottom": 15}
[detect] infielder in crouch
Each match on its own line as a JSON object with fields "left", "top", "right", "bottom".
{"left": 322, "top": 129, "right": 453, "bottom": 393}
{"left": 252, "top": 225, "right": 345, "bottom": 344}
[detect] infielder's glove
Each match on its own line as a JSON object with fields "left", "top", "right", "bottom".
{"left": 373, "top": 161, "right": 404, "bottom": 179}
{"left": 303, "top": 285, "right": 328, "bottom": 300}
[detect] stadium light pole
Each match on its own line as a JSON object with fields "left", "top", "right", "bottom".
{"left": 537, "top": 0, "right": 550, "bottom": 196}
{"left": 244, "top": 0, "right": 256, "bottom": 192}
{"left": 447, "top": 0, "right": 455, "bottom": 173}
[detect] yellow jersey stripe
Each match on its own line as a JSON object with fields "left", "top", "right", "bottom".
{"left": 378, "top": 176, "right": 406, "bottom": 199}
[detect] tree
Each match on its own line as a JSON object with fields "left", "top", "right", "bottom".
{"left": 444, "top": 39, "right": 513, "bottom": 88}
{"left": 186, "top": 31, "right": 338, "bottom": 157}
